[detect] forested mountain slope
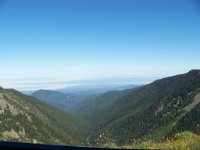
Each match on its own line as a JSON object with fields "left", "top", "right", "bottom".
{"left": 72, "top": 88, "right": 138, "bottom": 123}
{"left": 1, "top": 70, "right": 200, "bottom": 147}
{"left": 0, "top": 87, "right": 85, "bottom": 145}
{"left": 81, "top": 70, "right": 200, "bottom": 145}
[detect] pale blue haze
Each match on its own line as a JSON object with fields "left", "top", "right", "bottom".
{"left": 0, "top": 0, "right": 200, "bottom": 89}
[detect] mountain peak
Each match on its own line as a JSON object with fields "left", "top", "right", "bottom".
{"left": 188, "top": 69, "right": 200, "bottom": 74}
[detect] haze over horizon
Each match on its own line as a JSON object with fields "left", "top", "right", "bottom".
{"left": 0, "top": 71, "right": 197, "bottom": 91}
{"left": 0, "top": 76, "right": 158, "bottom": 91}
{"left": 0, "top": 0, "right": 200, "bottom": 90}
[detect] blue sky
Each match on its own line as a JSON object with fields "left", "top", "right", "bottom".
{"left": 0, "top": 0, "right": 200, "bottom": 90}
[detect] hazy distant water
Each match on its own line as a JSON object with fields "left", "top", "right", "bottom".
{"left": 0, "top": 77, "right": 158, "bottom": 91}
{"left": 0, "top": 78, "right": 76, "bottom": 91}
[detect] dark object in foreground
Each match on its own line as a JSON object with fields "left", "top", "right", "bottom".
{"left": 0, "top": 142, "right": 140, "bottom": 150}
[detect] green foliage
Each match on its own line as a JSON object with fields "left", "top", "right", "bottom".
{"left": 100, "top": 132, "right": 200, "bottom": 149}
{"left": 0, "top": 88, "right": 86, "bottom": 145}
{"left": 103, "top": 142, "right": 118, "bottom": 148}
{"left": 172, "top": 102, "right": 200, "bottom": 135}
{"left": 72, "top": 89, "right": 132, "bottom": 122}
{"left": 1, "top": 70, "right": 200, "bottom": 148}
{"left": 129, "top": 131, "right": 200, "bottom": 150}
{"left": 79, "top": 70, "right": 200, "bottom": 146}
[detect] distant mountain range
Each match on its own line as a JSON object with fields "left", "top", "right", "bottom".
{"left": 56, "top": 84, "right": 138, "bottom": 95}
{"left": 30, "top": 84, "right": 138, "bottom": 112}
{"left": 1, "top": 70, "right": 200, "bottom": 147}
{"left": 31, "top": 90, "right": 90, "bottom": 111}
{"left": 20, "top": 82, "right": 139, "bottom": 96}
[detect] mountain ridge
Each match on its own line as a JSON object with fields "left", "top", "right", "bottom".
{"left": 1, "top": 70, "right": 200, "bottom": 147}
{"left": 31, "top": 90, "right": 90, "bottom": 111}
{"left": 71, "top": 70, "right": 200, "bottom": 145}
{"left": 0, "top": 87, "right": 85, "bottom": 145}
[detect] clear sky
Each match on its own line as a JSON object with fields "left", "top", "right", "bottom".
{"left": 0, "top": 0, "right": 200, "bottom": 90}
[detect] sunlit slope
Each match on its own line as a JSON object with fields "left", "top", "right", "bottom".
{"left": 0, "top": 87, "right": 85, "bottom": 145}
{"left": 85, "top": 70, "right": 200, "bottom": 145}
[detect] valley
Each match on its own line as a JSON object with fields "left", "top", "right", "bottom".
{"left": 1, "top": 70, "right": 200, "bottom": 149}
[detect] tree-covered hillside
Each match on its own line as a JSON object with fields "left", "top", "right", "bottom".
{"left": 1, "top": 70, "right": 200, "bottom": 148}
{"left": 0, "top": 87, "right": 86, "bottom": 145}
{"left": 72, "top": 88, "right": 136, "bottom": 123}
{"left": 73, "top": 70, "right": 200, "bottom": 146}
